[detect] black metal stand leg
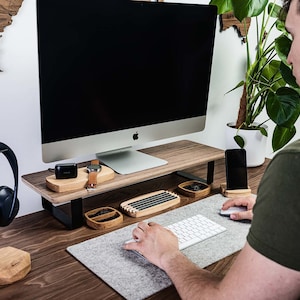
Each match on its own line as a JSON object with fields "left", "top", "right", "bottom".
{"left": 42, "top": 197, "right": 84, "bottom": 230}
{"left": 206, "top": 161, "right": 215, "bottom": 184}
{"left": 176, "top": 160, "right": 215, "bottom": 184}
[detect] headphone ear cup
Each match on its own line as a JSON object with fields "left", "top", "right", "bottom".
{"left": 0, "top": 186, "right": 19, "bottom": 226}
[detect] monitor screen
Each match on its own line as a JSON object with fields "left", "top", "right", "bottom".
{"left": 36, "top": 0, "right": 217, "bottom": 174}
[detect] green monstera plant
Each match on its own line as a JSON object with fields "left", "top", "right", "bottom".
{"left": 209, "top": 0, "right": 300, "bottom": 152}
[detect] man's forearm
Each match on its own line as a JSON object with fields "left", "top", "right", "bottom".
{"left": 161, "top": 251, "right": 222, "bottom": 300}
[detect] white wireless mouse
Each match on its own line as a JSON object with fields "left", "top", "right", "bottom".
{"left": 220, "top": 206, "right": 247, "bottom": 216}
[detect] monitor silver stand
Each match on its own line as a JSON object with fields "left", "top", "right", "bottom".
{"left": 97, "top": 148, "right": 167, "bottom": 175}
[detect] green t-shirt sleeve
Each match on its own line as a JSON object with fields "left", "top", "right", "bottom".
{"left": 247, "top": 142, "right": 300, "bottom": 271}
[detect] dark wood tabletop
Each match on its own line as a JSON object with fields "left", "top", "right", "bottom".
{"left": 0, "top": 150, "right": 269, "bottom": 299}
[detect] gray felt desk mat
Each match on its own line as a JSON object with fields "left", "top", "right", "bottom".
{"left": 67, "top": 193, "right": 251, "bottom": 300}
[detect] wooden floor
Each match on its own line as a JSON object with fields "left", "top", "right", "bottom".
{"left": 0, "top": 156, "right": 268, "bottom": 299}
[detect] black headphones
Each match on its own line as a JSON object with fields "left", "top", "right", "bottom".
{"left": 0, "top": 142, "right": 19, "bottom": 226}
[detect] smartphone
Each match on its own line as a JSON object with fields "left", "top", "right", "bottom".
{"left": 225, "top": 149, "right": 248, "bottom": 190}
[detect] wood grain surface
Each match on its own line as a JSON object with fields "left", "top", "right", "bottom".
{"left": 1, "top": 142, "right": 268, "bottom": 299}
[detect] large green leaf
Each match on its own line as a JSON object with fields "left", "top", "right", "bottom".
{"left": 268, "top": 3, "right": 281, "bottom": 18}
{"left": 275, "top": 34, "right": 292, "bottom": 65}
{"left": 272, "top": 125, "right": 296, "bottom": 151}
{"left": 276, "top": 19, "right": 287, "bottom": 33}
{"left": 232, "top": 0, "right": 268, "bottom": 21}
{"left": 209, "top": 0, "right": 268, "bottom": 20}
{"left": 280, "top": 62, "right": 298, "bottom": 88}
{"left": 266, "top": 87, "right": 300, "bottom": 127}
{"left": 260, "top": 60, "right": 284, "bottom": 91}
{"left": 209, "top": 0, "right": 232, "bottom": 15}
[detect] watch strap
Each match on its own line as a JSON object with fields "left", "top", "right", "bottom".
{"left": 87, "top": 159, "right": 100, "bottom": 189}
{"left": 91, "top": 159, "right": 99, "bottom": 166}
{"left": 88, "top": 171, "right": 98, "bottom": 189}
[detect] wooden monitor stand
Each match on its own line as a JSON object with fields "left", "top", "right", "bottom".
{"left": 22, "top": 140, "right": 224, "bottom": 229}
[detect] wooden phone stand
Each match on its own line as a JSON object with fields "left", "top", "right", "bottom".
{"left": 220, "top": 183, "right": 251, "bottom": 198}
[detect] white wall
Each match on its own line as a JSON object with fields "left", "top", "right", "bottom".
{"left": 1, "top": 0, "right": 299, "bottom": 217}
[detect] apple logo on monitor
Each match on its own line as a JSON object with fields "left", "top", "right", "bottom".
{"left": 133, "top": 132, "right": 139, "bottom": 140}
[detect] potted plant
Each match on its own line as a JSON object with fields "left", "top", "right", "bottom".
{"left": 209, "top": 0, "right": 300, "bottom": 164}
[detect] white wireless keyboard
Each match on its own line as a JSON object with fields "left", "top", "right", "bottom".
{"left": 126, "top": 213, "right": 226, "bottom": 251}
{"left": 167, "top": 214, "right": 226, "bottom": 250}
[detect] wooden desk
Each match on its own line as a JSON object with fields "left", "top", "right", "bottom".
{"left": 0, "top": 142, "right": 268, "bottom": 299}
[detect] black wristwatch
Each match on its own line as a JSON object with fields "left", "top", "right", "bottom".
{"left": 87, "top": 159, "right": 101, "bottom": 189}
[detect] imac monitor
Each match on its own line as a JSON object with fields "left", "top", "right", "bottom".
{"left": 36, "top": 0, "right": 217, "bottom": 174}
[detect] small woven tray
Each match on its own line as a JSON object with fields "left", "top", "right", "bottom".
{"left": 85, "top": 207, "right": 123, "bottom": 230}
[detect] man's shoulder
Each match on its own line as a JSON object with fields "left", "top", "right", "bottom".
{"left": 269, "top": 139, "right": 300, "bottom": 171}
{"left": 276, "top": 139, "right": 300, "bottom": 155}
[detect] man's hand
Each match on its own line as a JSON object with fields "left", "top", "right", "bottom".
{"left": 221, "top": 195, "right": 256, "bottom": 221}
